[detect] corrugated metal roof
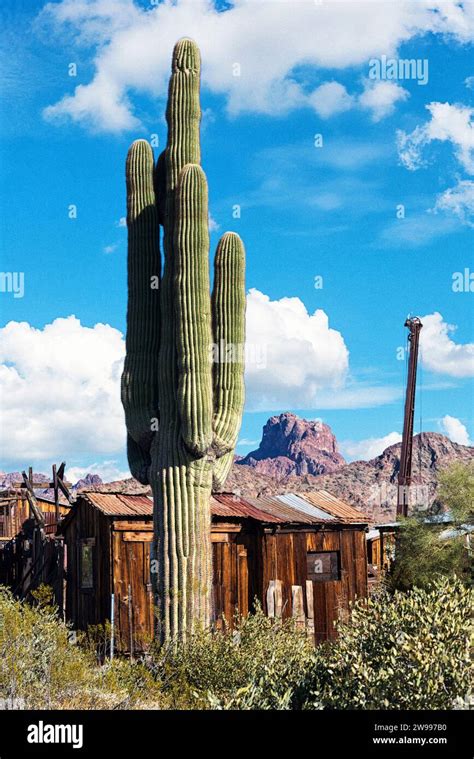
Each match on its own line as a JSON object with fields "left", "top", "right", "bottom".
{"left": 302, "top": 490, "right": 369, "bottom": 523}
{"left": 211, "top": 494, "right": 284, "bottom": 523}
{"left": 244, "top": 495, "right": 329, "bottom": 525}
{"left": 82, "top": 492, "right": 284, "bottom": 523}
{"left": 82, "top": 492, "right": 153, "bottom": 517}
{"left": 276, "top": 493, "right": 337, "bottom": 522}
{"left": 75, "top": 490, "right": 369, "bottom": 526}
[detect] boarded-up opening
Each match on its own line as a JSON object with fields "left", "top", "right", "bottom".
{"left": 306, "top": 550, "right": 340, "bottom": 582}
{"left": 79, "top": 538, "right": 94, "bottom": 590}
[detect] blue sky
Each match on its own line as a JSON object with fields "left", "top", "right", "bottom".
{"left": 0, "top": 0, "right": 473, "bottom": 482}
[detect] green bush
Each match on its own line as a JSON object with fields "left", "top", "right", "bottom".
{"left": 0, "top": 585, "right": 162, "bottom": 709}
{"left": 1, "top": 580, "right": 471, "bottom": 710}
{"left": 150, "top": 604, "right": 314, "bottom": 709}
{"left": 302, "top": 577, "right": 472, "bottom": 710}
{"left": 437, "top": 461, "right": 474, "bottom": 524}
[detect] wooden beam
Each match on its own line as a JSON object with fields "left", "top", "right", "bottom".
{"left": 52, "top": 464, "right": 59, "bottom": 523}
{"left": 57, "top": 476, "right": 74, "bottom": 505}
{"left": 22, "top": 471, "right": 45, "bottom": 527}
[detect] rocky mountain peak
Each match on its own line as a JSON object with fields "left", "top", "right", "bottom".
{"left": 72, "top": 473, "right": 103, "bottom": 490}
{"left": 237, "top": 412, "right": 345, "bottom": 477}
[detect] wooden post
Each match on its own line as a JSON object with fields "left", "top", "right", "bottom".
{"left": 266, "top": 580, "right": 275, "bottom": 617}
{"left": 266, "top": 579, "right": 283, "bottom": 620}
{"left": 291, "top": 585, "right": 305, "bottom": 630}
{"left": 52, "top": 464, "right": 59, "bottom": 526}
{"left": 380, "top": 529, "right": 385, "bottom": 571}
{"left": 128, "top": 584, "right": 134, "bottom": 661}
{"left": 22, "top": 472, "right": 45, "bottom": 527}
{"left": 305, "top": 580, "right": 315, "bottom": 641}
{"left": 110, "top": 593, "right": 115, "bottom": 661}
{"left": 274, "top": 579, "right": 283, "bottom": 619}
{"left": 62, "top": 542, "right": 67, "bottom": 621}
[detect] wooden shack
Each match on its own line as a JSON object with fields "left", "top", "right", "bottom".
{"left": 61, "top": 489, "right": 369, "bottom": 648}
{"left": 59, "top": 492, "right": 154, "bottom": 653}
{"left": 0, "top": 488, "right": 70, "bottom": 540}
{"left": 212, "top": 491, "right": 369, "bottom": 641}
{"left": 366, "top": 522, "right": 398, "bottom": 581}
{"left": 0, "top": 487, "right": 70, "bottom": 603}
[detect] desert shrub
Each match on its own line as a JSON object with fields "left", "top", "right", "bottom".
{"left": 301, "top": 577, "right": 472, "bottom": 710}
{"left": 1, "top": 580, "right": 470, "bottom": 711}
{"left": 83, "top": 622, "right": 112, "bottom": 663}
{"left": 0, "top": 585, "right": 162, "bottom": 709}
{"left": 437, "top": 461, "right": 474, "bottom": 524}
{"left": 389, "top": 515, "right": 469, "bottom": 592}
{"left": 390, "top": 463, "right": 473, "bottom": 592}
{"left": 150, "top": 604, "right": 314, "bottom": 709}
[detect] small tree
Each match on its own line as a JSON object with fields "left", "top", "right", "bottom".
{"left": 389, "top": 515, "right": 467, "bottom": 591}
{"left": 390, "top": 462, "right": 473, "bottom": 591}
{"left": 437, "top": 461, "right": 474, "bottom": 524}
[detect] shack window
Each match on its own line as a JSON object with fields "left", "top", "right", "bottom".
{"left": 80, "top": 539, "right": 95, "bottom": 590}
{"left": 307, "top": 550, "right": 340, "bottom": 582}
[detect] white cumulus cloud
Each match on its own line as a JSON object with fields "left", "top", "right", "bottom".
{"left": 0, "top": 296, "right": 416, "bottom": 470}
{"left": 440, "top": 415, "right": 471, "bottom": 445}
{"left": 208, "top": 212, "right": 220, "bottom": 232}
{"left": 66, "top": 460, "right": 131, "bottom": 484}
{"left": 397, "top": 101, "right": 474, "bottom": 173}
{"left": 244, "top": 288, "right": 399, "bottom": 411}
{"left": 340, "top": 431, "right": 402, "bottom": 461}
{"left": 38, "top": 0, "right": 474, "bottom": 131}
{"left": 420, "top": 312, "right": 474, "bottom": 378}
{"left": 245, "top": 288, "right": 348, "bottom": 410}
{"left": 308, "top": 81, "right": 354, "bottom": 119}
{"left": 432, "top": 178, "right": 474, "bottom": 227}
{"left": 358, "top": 79, "right": 409, "bottom": 121}
{"left": 0, "top": 316, "right": 126, "bottom": 466}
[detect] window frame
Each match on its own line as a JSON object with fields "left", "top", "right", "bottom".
{"left": 306, "top": 549, "right": 341, "bottom": 582}
{"left": 79, "top": 537, "right": 95, "bottom": 591}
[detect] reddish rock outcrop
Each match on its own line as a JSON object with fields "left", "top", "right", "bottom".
{"left": 237, "top": 412, "right": 345, "bottom": 477}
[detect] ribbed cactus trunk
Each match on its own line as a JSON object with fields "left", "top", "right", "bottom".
{"left": 121, "top": 39, "right": 246, "bottom": 642}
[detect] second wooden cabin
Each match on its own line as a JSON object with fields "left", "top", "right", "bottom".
{"left": 60, "top": 489, "right": 369, "bottom": 650}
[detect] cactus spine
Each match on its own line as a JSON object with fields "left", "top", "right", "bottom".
{"left": 121, "top": 38, "right": 246, "bottom": 641}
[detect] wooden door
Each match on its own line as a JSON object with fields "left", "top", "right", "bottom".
{"left": 112, "top": 529, "right": 154, "bottom": 652}
{"left": 212, "top": 534, "right": 249, "bottom": 627}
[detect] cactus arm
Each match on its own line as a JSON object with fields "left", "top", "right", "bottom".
{"left": 211, "top": 232, "right": 246, "bottom": 457}
{"left": 212, "top": 451, "right": 235, "bottom": 492}
{"left": 174, "top": 164, "right": 213, "bottom": 456}
{"left": 121, "top": 139, "right": 160, "bottom": 451}
{"left": 126, "top": 432, "right": 151, "bottom": 485}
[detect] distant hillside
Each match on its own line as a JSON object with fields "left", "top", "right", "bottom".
{"left": 3, "top": 417, "right": 472, "bottom": 524}
{"left": 228, "top": 431, "right": 473, "bottom": 522}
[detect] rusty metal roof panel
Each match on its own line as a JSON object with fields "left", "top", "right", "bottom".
{"left": 302, "top": 490, "right": 369, "bottom": 523}
{"left": 77, "top": 489, "right": 367, "bottom": 525}
{"left": 244, "top": 495, "right": 319, "bottom": 525}
{"left": 81, "top": 492, "right": 153, "bottom": 517}
{"left": 275, "top": 493, "right": 337, "bottom": 522}
{"left": 211, "top": 494, "right": 284, "bottom": 523}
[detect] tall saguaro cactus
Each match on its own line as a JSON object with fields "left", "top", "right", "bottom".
{"left": 121, "top": 39, "right": 246, "bottom": 642}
